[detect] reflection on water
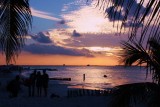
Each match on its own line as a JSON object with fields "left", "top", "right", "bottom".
{"left": 22, "top": 66, "right": 152, "bottom": 89}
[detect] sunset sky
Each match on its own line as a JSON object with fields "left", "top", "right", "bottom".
{"left": 0, "top": 0, "right": 148, "bottom": 65}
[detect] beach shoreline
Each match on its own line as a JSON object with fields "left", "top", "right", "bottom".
{"left": 0, "top": 65, "right": 150, "bottom": 107}
{"left": 0, "top": 71, "right": 110, "bottom": 107}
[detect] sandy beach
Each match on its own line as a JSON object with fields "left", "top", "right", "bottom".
{"left": 0, "top": 71, "right": 109, "bottom": 107}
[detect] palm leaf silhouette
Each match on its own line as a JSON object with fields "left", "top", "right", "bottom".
{"left": 0, "top": 0, "right": 32, "bottom": 64}
{"left": 94, "top": 0, "right": 160, "bottom": 43}
{"left": 120, "top": 36, "right": 160, "bottom": 83}
{"left": 120, "top": 41, "right": 150, "bottom": 66}
{"left": 147, "top": 37, "right": 160, "bottom": 84}
{"left": 113, "top": 36, "right": 160, "bottom": 107}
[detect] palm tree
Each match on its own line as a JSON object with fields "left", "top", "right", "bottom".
{"left": 92, "top": 1, "right": 160, "bottom": 106}
{"left": 95, "top": 0, "right": 160, "bottom": 44}
{"left": 0, "top": 0, "right": 32, "bottom": 64}
{"left": 120, "top": 37, "right": 160, "bottom": 84}
{"left": 108, "top": 37, "right": 160, "bottom": 107}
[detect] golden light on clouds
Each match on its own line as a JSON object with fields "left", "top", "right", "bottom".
{"left": 84, "top": 46, "right": 121, "bottom": 57}
{"left": 86, "top": 47, "right": 111, "bottom": 52}
{"left": 49, "top": 29, "right": 71, "bottom": 47}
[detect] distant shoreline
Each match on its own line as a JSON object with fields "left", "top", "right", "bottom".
{"left": 1, "top": 64, "right": 144, "bottom": 67}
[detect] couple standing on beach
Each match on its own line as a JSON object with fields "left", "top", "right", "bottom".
{"left": 28, "top": 69, "right": 49, "bottom": 97}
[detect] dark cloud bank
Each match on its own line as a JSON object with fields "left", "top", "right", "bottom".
{"left": 30, "top": 32, "right": 52, "bottom": 43}
{"left": 23, "top": 44, "right": 93, "bottom": 57}
{"left": 24, "top": 31, "right": 92, "bottom": 57}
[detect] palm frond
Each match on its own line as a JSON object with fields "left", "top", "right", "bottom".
{"left": 120, "top": 37, "right": 160, "bottom": 83}
{"left": 95, "top": 0, "right": 160, "bottom": 43}
{"left": 120, "top": 41, "right": 149, "bottom": 66}
{"left": 147, "top": 37, "right": 160, "bottom": 84}
{"left": 0, "top": 0, "right": 32, "bottom": 64}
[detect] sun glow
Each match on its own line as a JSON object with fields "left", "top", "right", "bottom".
{"left": 49, "top": 29, "right": 71, "bottom": 47}
{"left": 84, "top": 46, "right": 122, "bottom": 57}
{"left": 69, "top": 13, "right": 105, "bottom": 33}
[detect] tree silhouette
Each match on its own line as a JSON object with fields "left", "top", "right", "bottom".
{"left": 0, "top": 0, "right": 32, "bottom": 64}
{"left": 93, "top": 0, "right": 160, "bottom": 106}
{"left": 108, "top": 36, "right": 160, "bottom": 107}
{"left": 95, "top": 0, "right": 160, "bottom": 44}
{"left": 120, "top": 36, "right": 160, "bottom": 84}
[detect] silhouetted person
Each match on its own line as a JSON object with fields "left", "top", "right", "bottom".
{"left": 36, "top": 71, "right": 42, "bottom": 97}
{"left": 42, "top": 70, "right": 49, "bottom": 97}
{"left": 7, "top": 75, "right": 21, "bottom": 98}
{"left": 83, "top": 74, "right": 85, "bottom": 81}
{"left": 29, "top": 70, "right": 37, "bottom": 97}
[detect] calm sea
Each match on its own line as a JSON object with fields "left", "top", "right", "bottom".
{"left": 22, "top": 66, "right": 152, "bottom": 89}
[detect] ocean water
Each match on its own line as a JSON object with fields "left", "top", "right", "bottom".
{"left": 22, "top": 66, "right": 152, "bottom": 89}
